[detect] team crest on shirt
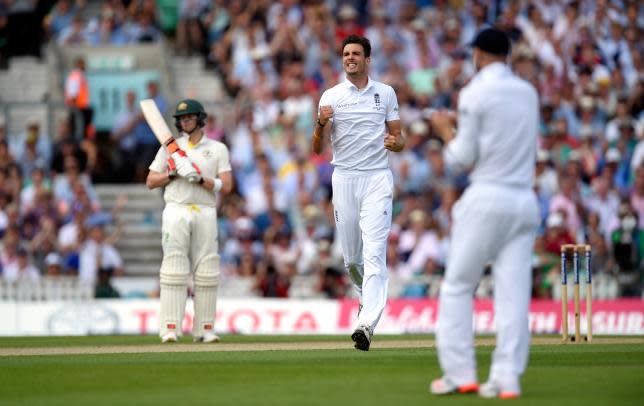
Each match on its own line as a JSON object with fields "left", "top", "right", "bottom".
{"left": 202, "top": 150, "right": 213, "bottom": 158}
{"left": 373, "top": 93, "right": 384, "bottom": 111}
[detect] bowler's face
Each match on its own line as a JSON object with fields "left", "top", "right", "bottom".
{"left": 342, "top": 43, "right": 369, "bottom": 76}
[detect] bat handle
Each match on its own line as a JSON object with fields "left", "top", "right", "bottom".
{"left": 188, "top": 174, "right": 201, "bottom": 183}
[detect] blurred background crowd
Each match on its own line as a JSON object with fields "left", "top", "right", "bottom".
{"left": 0, "top": 0, "right": 642, "bottom": 300}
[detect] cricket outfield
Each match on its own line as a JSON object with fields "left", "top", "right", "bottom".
{"left": 0, "top": 335, "right": 642, "bottom": 405}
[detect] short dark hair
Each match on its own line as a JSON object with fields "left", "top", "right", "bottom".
{"left": 341, "top": 35, "right": 371, "bottom": 58}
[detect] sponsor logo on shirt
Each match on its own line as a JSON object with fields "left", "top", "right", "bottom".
{"left": 336, "top": 102, "right": 358, "bottom": 110}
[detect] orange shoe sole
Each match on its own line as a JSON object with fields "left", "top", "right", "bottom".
{"left": 458, "top": 383, "right": 479, "bottom": 393}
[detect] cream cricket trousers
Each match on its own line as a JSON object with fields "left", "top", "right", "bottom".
{"left": 159, "top": 203, "right": 220, "bottom": 337}
{"left": 436, "top": 184, "right": 539, "bottom": 393}
{"left": 332, "top": 168, "right": 393, "bottom": 331}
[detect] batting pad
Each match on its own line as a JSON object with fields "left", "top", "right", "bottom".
{"left": 159, "top": 254, "right": 190, "bottom": 337}
{"left": 193, "top": 254, "right": 220, "bottom": 337}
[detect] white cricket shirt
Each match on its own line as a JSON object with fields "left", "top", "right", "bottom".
{"left": 319, "top": 76, "right": 400, "bottom": 171}
{"left": 445, "top": 62, "right": 539, "bottom": 188}
{"left": 149, "top": 134, "right": 232, "bottom": 206}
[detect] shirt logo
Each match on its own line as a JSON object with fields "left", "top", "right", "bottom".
{"left": 336, "top": 102, "right": 358, "bottom": 110}
{"left": 374, "top": 93, "right": 380, "bottom": 107}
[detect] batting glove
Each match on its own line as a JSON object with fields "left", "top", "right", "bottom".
{"left": 189, "top": 162, "right": 204, "bottom": 184}
{"left": 174, "top": 154, "right": 200, "bottom": 181}
{"left": 165, "top": 139, "right": 200, "bottom": 183}
{"left": 167, "top": 157, "right": 177, "bottom": 179}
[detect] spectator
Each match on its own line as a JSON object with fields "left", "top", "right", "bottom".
{"left": 175, "top": 0, "right": 209, "bottom": 56}
{"left": 94, "top": 267, "right": 121, "bottom": 298}
{"left": 52, "top": 156, "right": 100, "bottom": 219}
{"left": 611, "top": 203, "right": 643, "bottom": 296}
{"left": 255, "top": 263, "right": 289, "bottom": 298}
{"left": 78, "top": 220, "right": 124, "bottom": 283}
{"left": 3, "top": 246, "right": 39, "bottom": 283}
{"left": 43, "top": 251, "right": 62, "bottom": 277}
{"left": 9, "top": 118, "right": 52, "bottom": 177}
{"left": 64, "top": 56, "right": 94, "bottom": 140}
{"left": 43, "top": 0, "right": 79, "bottom": 40}
{"left": 111, "top": 90, "right": 140, "bottom": 182}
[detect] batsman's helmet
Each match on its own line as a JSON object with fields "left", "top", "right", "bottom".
{"left": 173, "top": 99, "right": 207, "bottom": 130}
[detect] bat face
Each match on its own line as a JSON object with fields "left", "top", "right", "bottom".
{"left": 140, "top": 99, "right": 172, "bottom": 145}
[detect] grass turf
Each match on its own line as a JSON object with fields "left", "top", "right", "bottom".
{"left": 0, "top": 336, "right": 642, "bottom": 406}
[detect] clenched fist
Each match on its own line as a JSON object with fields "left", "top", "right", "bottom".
{"left": 384, "top": 132, "right": 405, "bottom": 152}
{"left": 318, "top": 105, "right": 334, "bottom": 125}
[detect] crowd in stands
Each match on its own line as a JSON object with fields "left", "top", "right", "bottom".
{"left": 0, "top": 0, "right": 643, "bottom": 300}
{"left": 0, "top": 113, "right": 128, "bottom": 297}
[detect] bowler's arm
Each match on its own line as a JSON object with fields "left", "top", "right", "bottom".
{"left": 312, "top": 121, "right": 332, "bottom": 154}
{"left": 384, "top": 120, "right": 405, "bottom": 152}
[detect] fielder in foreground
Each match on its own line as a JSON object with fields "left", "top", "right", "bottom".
{"left": 146, "top": 99, "right": 233, "bottom": 343}
{"left": 428, "top": 28, "right": 540, "bottom": 398}
{"left": 312, "top": 35, "right": 405, "bottom": 351}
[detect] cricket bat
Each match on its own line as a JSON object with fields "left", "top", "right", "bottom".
{"left": 140, "top": 99, "right": 199, "bottom": 183}
{"left": 140, "top": 98, "right": 174, "bottom": 146}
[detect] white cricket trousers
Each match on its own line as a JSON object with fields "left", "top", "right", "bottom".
{"left": 332, "top": 168, "right": 393, "bottom": 331}
{"left": 436, "top": 184, "right": 539, "bottom": 393}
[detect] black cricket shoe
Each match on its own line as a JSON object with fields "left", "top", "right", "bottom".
{"left": 351, "top": 324, "right": 372, "bottom": 351}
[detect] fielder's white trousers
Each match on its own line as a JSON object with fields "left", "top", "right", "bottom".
{"left": 436, "top": 184, "right": 539, "bottom": 393}
{"left": 332, "top": 168, "right": 393, "bottom": 331}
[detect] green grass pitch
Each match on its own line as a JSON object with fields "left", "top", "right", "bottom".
{"left": 1, "top": 335, "right": 643, "bottom": 405}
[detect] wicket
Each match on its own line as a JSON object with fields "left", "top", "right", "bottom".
{"left": 560, "top": 244, "right": 592, "bottom": 343}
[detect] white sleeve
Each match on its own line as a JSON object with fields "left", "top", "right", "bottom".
{"left": 105, "top": 245, "right": 124, "bottom": 269}
{"left": 318, "top": 90, "right": 332, "bottom": 109}
{"left": 443, "top": 86, "right": 480, "bottom": 171}
{"left": 148, "top": 145, "right": 167, "bottom": 173}
{"left": 65, "top": 75, "right": 80, "bottom": 98}
{"left": 385, "top": 86, "right": 400, "bottom": 122}
{"left": 217, "top": 144, "right": 232, "bottom": 174}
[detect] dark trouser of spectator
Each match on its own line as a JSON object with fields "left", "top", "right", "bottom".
{"left": 175, "top": 17, "right": 206, "bottom": 56}
{"left": 111, "top": 147, "right": 137, "bottom": 182}
{"left": 617, "top": 271, "right": 642, "bottom": 297}
{"left": 69, "top": 107, "right": 94, "bottom": 141}
{"left": 134, "top": 142, "right": 160, "bottom": 182}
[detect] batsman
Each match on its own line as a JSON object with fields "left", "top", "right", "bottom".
{"left": 146, "top": 99, "right": 233, "bottom": 343}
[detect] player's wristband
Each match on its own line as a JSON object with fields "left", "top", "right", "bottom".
{"left": 213, "top": 178, "right": 223, "bottom": 192}
{"left": 198, "top": 176, "right": 204, "bottom": 185}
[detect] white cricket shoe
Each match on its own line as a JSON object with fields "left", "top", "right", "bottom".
{"left": 194, "top": 332, "right": 220, "bottom": 343}
{"left": 429, "top": 376, "right": 478, "bottom": 395}
{"left": 161, "top": 332, "right": 178, "bottom": 343}
{"left": 478, "top": 380, "right": 520, "bottom": 399}
{"left": 351, "top": 324, "right": 372, "bottom": 351}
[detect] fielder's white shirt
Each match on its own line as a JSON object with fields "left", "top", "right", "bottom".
{"left": 445, "top": 62, "right": 539, "bottom": 188}
{"left": 149, "top": 134, "right": 232, "bottom": 206}
{"left": 79, "top": 241, "right": 123, "bottom": 282}
{"left": 319, "top": 76, "right": 400, "bottom": 171}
